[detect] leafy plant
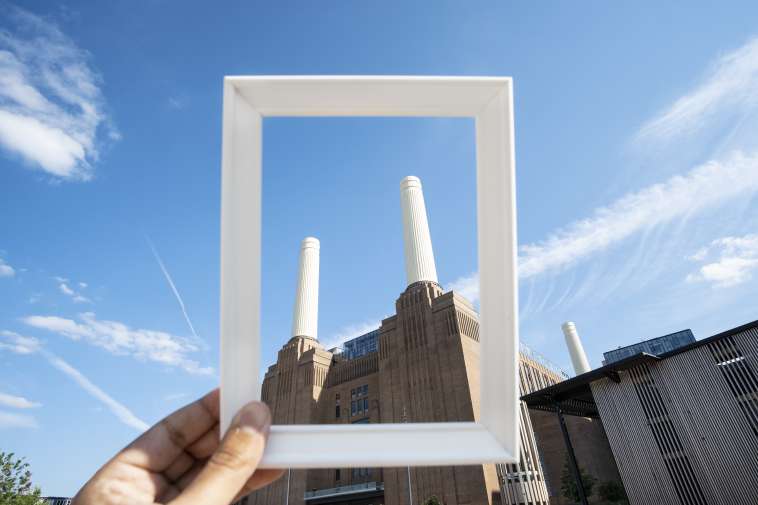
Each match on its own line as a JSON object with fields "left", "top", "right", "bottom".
{"left": 597, "top": 480, "right": 628, "bottom": 504}
{"left": 422, "top": 495, "right": 442, "bottom": 505}
{"left": 560, "top": 458, "right": 596, "bottom": 504}
{"left": 0, "top": 452, "right": 46, "bottom": 505}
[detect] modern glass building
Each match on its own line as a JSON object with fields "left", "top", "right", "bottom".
{"left": 342, "top": 329, "right": 380, "bottom": 359}
{"left": 603, "top": 329, "right": 695, "bottom": 364}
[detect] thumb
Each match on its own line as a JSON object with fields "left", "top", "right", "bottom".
{"left": 170, "top": 401, "right": 272, "bottom": 505}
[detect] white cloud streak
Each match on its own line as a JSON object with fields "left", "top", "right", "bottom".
{"left": 23, "top": 312, "right": 212, "bottom": 375}
{"left": 0, "top": 5, "right": 117, "bottom": 180}
{"left": 0, "top": 330, "right": 148, "bottom": 431}
{"left": 518, "top": 151, "right": 758, "bottom": 279}
{"left": 0, "top": 330, "right": 41, "bottom": 354}
{"left": 0, "top": 392, "right": 41, "bottom": 409}
{"left": 0, "top": 258, "right": 15, "bottom": 277}
{"left": 44, "top": 352, "right": 149, "bottom": 431}
{"left": 146, "top": 237, "right": 201, "bottom": 344}
{"left": 508, "top": 37, "right": 758, "bottom": 287}
{"left": 637, "top": 37, "right": 758, "bottom": 144}
{"left": 0, "top": 410, "right": 37, "bottom": 429}
{"left": 686, "top": 234, "right": 758, "bottom": 287}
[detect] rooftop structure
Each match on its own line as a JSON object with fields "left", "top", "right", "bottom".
{"left": 342, "top": 329, "right": 380, "bottom": 360}
{"left": 602, "top": 328, "right": 695, "bottom": 364}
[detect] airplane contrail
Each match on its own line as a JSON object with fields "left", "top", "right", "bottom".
{"left": 145, "top": 236, "right": 201, "bottom": 345}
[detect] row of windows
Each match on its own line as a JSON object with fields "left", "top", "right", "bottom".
{"left": 353, "top": 467, "right": 370, "bottom": 478}
{"left": 336, "top": 385, "right": 370, "bottom": 418}
{"left": 352, "top": 384, "right": 368, "bottom": 399}
{"left": 352, "top": 397, "right": 369, "bottom": 416}
{"left": 335, "top": 467, "right": 371, "bottom": 481}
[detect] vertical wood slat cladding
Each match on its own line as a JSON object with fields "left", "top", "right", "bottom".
{"left": 591, "top": 325, "right": 758, "bottom": 505}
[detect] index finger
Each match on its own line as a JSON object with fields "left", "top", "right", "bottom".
{"left": 116, "top": 388, "right": 220, "bottom": 472}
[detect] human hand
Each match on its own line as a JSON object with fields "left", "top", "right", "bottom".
{"left": 73, "top": 389, "right": 284, "bottom": 505}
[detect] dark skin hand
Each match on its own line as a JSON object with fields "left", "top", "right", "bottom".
{"left": 72, "top": 389, "right": 284, "bottom": 505}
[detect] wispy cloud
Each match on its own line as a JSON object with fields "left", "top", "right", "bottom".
{"left": 0, "top": 330, "right": 41, "bottom": 354}
{"left": 322, "top": 319, "right": 383, "bottom": 351}
{"left": 637, "top": 37, "right": 758, "bottom": 144}
{"left": 0, "top": 4, "right": 117, "bottom": 180}
{"left": 449, "top": 149, "right": 758, "bottom": 303}
{"left": 23, "top": 312, "right": 212, "bottom": 375}
{"left": 447, "top": 272, "right": 479, "bottom": 304}
{"left": 45, "top": 353, "right": 149, "bottom": 431}
{"left": 57, "top": 278, "right": 91, "bottom": 303}
{"left": 0, "top": 330, "right": 148, "bottom": 431}
{"left": 518, "top": 151, "right": 758, "bottom": 279}
{"left": 0, "top": 258, "right": 15, "bottom": 277}
{"left": 146, "top": 237, "right": 201, "bottom": 344}
{"left": 686, "top": 234, "right": 758, "bottom": 287}
{"left": 0, "top": 392, "right": 41, "bottom": 409}
{"left": 167, "top": 94, "right": 188, "bottom": 110}
{"left": 0, "top": 411, "right": 37, "bottom": 429}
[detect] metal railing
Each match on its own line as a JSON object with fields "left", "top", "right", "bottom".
{"left": 304, "top": 481, "right": 384, "bottom": 500}
{"left": 520, "top": 341, "right": 570, "bottom": 379}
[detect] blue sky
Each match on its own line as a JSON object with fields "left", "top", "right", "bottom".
{"left": 2, "top": 0, "right": 758, "bottom": 496}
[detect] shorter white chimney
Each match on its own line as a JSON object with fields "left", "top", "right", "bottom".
{"left": 562, "top": 321, "right": 591, "bottom": 375}
{"left": 291, "top": 237, "right": 320, "bottom": 339}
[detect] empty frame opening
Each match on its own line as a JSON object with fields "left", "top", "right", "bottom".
{"left": 260, "top": 117, "right": 481, "bottom": 431}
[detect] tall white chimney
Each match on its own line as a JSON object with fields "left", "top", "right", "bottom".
{"left": 562, "top": 321, "right": 591, "bottom": 375}
{"left": 291, "top": 237, "right": 320, "bottom": 339}
{"left": 400, "top": 176, "right": 438, "bottom": 285}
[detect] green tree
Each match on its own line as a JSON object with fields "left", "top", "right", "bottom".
{"left": 560, "top": 458, "right": 597, "bottom": 504}
{"left": 0, "top": 452, "right": 46, "bottom": 505}
{"left": 597, "top": 480, "right": 628, "bottom": 504}
{"left": 422, "top": 495, "right": 442, "bottom": 505}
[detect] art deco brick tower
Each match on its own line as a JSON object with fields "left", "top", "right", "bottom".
{"left": 377, "top": 176, "right": 501, "bottom": 505}
{"left": 250, "top": 237, "right": 332, "bottom": 505}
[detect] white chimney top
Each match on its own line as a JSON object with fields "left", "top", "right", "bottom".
{"left": 400, "top": 176, "right": 438, "bottom": 286}
{"left": 291, "top": 237, "right": 320, "bottom": 339}
{"left": 562, "top": 321, "right": 591, "bottom": 375}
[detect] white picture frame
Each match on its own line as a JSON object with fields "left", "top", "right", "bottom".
{"left": 220, "top": 76, "right": 518, "bottom": 468}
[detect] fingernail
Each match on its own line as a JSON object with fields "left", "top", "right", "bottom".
{"left": 234, "top": 402, "right": 271, "bottom": 435}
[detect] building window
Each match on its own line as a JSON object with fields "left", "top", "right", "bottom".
{"left": 335, "top": 405, "right": 340, "bottom": 418}
{"left": 351, "top": 401, "right": 356, "bottom": 416}
{"left": 335, "top": 469, "right": 341, "bottom": 481}
{"left": 351, "top": 388, "right": 356, "bottom": 400}
{"left": 362, "top": 384, "right": 368, "bottom": 395}
{"left": 351, "top": 467, "right": 370, "bottom": 479}
{"left": 363, "top": 398, "right": 369, "bottom": 412}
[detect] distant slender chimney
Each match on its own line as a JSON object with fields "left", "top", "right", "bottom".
{"left": 291, "top": 237, "right": 320, "bottom": 339}
{"left": 400, "top": 176, "right": 438, "bottom": 286}
{"left": 562, "top": 321, "right": 591, "bottom": 375}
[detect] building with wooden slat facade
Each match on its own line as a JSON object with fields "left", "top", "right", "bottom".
{"left": 523, "top": 319, "right": 758, "bottom": 505}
